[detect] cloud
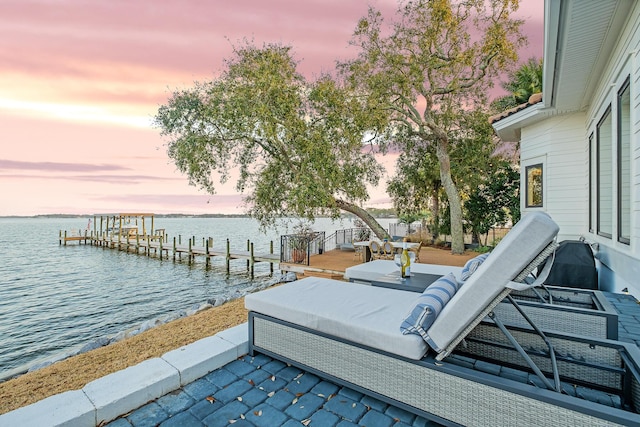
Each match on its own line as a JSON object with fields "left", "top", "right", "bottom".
{"left": 0, "top": 159, "right": 130, "bottom": 173}
{"left": 0, "top": 172, "right": 180, "bottom": 185}
{"left": 91, "top": 193, "right": 247, "bottom": 215}
{"left": 97, "top": 193, "right": 242, "bottom": 204}
{"left": 0, "top": 0, "right": 543, "bottom": 216}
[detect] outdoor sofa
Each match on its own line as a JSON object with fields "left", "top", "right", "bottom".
{"left": 245, "top": 212, "right": 640, "bottom": 426}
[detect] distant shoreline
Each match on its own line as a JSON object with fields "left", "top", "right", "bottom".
{"left": 0, "top": 212, "right": 399, "bottom": 220}
{"left": 0, "top": 213, "right": 254, "bottom": 219}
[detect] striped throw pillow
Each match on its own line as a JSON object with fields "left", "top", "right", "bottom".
{"left": 460, "top": 253, "right": 490, "bottom": 282}
{"left": 400, "top": 273, "right": 458, "bottom": 341}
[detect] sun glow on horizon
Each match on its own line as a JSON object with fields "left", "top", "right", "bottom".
{"left": 0, "top": 98, "right": 153, "bottom": 129}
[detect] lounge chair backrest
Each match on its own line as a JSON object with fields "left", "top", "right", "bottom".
{"left": 424, "top": 212, "right": 559, "bottom": 355}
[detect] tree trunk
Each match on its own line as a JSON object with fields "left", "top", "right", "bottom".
{"left": 430, "top": 184, "right": 440, "bottom": 244}
{"left": 472, "top": 232, "right": 480, "bottom": 245}
{"left": 435, "top": 141, "right": 465, "bottom": 254}
{"left": 335, "top": 199, "right": 389, "bottom": 240}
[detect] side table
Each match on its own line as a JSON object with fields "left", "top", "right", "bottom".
{"left": 370, "top": 271, "right": 443, "bottom": 293}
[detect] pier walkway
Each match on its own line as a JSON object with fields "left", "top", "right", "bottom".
{"left": 60, "top": 230, "right": 279, "bottom": 279}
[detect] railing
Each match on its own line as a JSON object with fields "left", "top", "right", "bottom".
{"left": 388, "top": 222, "right": 423, "bottom": 238}
{"left": 280, "top": 231, "right": 325, "bottom": 265}
{"left": 321, "top": 228, "right": 371, "bottom": 251}
{"left": 388, "top": 223, "right": 512, "bottom": 246}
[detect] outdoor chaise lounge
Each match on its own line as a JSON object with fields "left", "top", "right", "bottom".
{"left": 245, "top": 212, "right": 640, "bottom": 426}
{"left": 345, "top": 259, "right": 619, "bottom": 340}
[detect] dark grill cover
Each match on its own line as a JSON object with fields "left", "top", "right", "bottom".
{"left": 543, "top": 240, "right": 598, "bottom": 290}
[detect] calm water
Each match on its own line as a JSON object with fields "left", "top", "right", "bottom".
{"left": 0, "top": 216, "right": 386, "bottom": 377}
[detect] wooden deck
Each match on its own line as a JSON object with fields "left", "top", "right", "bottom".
{"left": 280, "top": 246, "right": 477, "bottom": 280}
{"left": 280, "top": 248, "right": 364, "bottom": 279}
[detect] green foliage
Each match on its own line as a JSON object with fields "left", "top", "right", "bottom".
{"left": 388, "top": 106, "right": 514, "bottom": 244}
{"left": 399, "top": 212, "right": 427, "bottom": 225}
{"left": 491, "top": 57, "right": 543, "bottom": 112}
{"left": 342, "top": 0, "right": 526, "bottom": 253}
{"left": 289, "top": 221, "right": 317, "bottom": 250}
{"left": 464, "top": 161, "right": 520, "bottom": 243}
{"left": 387, "top": 143, "right": 439, "bottom": 215}
{"left": 353, "top": 218, "right": 372, "bottom": 241}
{"left": 475, "top": 245, "right": 493, "bottom": 254}
{"left": 154, "top": 42, "right": 386, "bottom": 230}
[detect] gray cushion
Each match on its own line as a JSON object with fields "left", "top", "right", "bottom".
{"left": 400, "top": 273, "right": 458, "bottom": 340}
{"left": 424, "top": 212, "right": 559, "bottom": 353}
{"left": 460, "top": 253, "right": 490, "bottom": 282}
{"left": 245, "top": 277, "right": 428, "bottom": 360}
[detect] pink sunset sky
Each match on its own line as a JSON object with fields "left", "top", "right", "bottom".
{"left": 0, "top": 0, "right": 544, "bottom": 216}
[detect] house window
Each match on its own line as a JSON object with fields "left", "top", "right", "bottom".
{"left": 597, "top": 106, "right": 613, "bottom": 239}
{"left": 525, "top": 164, "right": 543, "bottom": 207}
{"left": 618, "top": 78, "right": 631, "bottom": 244}
{"left": 589, "top": 133, "right": 594, "bottom": 233}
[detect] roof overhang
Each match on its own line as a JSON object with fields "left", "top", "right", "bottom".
{"left": 491, "top": 103, "right": 547, "bottom": 142}
{"left": 493, "top": 0, "right": 634, "bottom": 142}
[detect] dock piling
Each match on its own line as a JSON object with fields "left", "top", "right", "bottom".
{"left": 246, "top": 239, "right": 250, "bottom": 271}
{"left": 270, "top": 241, "right": 274, "bottom": 275}
{"left": 205, "top": 238, "right": 210, "bottom": 268}
{"left": 173, "top": 237, "right": 176, "bottom": 261}
{"left": 226, "top": 239, "right": 231, "bottom": 273}
{"left": 250, "top": 242, "right": 255, "bottom": 279}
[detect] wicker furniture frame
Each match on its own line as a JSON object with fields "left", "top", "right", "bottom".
{"left": 348, "top": 269, "right": 618, "bottom": 340}
{"left": 248, "top": 267, "right": 640, "bottom": 425}
{"left": 495, "top": 288, "right": 618, "bottom": 340}
{"left": 248, "top": 312, "right": 640, "bottom": 426}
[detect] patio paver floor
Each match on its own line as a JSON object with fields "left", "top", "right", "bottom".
{"left": 105, "top": 353, "right": 440, "bottom": 427}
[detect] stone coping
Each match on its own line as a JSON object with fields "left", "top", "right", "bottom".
{"left": 0, "top": 323, "right": 249, "bottom": 427}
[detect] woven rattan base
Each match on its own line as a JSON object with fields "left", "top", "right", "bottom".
{"left": 250, "top": 314, "right": 633, "bottom": 427}
{"left": 464, "top": 322, "right": 623, "bottom": 388}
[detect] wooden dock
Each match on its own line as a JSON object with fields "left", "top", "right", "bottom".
{"left": 58, "top": 213, "right": 282, "bottom": 278}
{"left": 59, "top": 213, "right": 476, "bottom": 281}
{"left": 59, "top": 230, "right": 279, "bottom": 279}
{"left": 59, "top": 230, "right": 366, "bottom": 281}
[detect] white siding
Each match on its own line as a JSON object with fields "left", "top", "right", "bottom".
{"left": 632, "top": 46, "right": 640, "bottom": 254}
{"left": 520, "top": 113, "right": 588, "bottom": 242}
{"left": 505, "top": 2, "right": 640, "bottom": 296}
{"left": 580, "top": 3, "right": 640, "bottom": 296}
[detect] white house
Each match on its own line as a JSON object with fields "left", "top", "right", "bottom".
{"left": 491, "top": 0, "right": 640, "bottom": 297}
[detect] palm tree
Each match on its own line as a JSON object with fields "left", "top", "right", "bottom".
{"left": 491, "top": 57, "right": 543, "bottom": 112}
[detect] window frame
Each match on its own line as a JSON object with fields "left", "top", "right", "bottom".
{"left": 596, "top": 105, "right": 613, "bottom": 239}
{"left": 589, "top": 132, "right": 594, "bottom": 233}
{"left": 525, "top": 163, "right": 544, "bottom": 208}
{"left": 617, "top": 77, "right": 631, "bottom": 245}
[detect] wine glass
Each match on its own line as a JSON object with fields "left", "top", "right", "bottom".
{"left": 393, "top": 254, "right": 405, "bottom": 281}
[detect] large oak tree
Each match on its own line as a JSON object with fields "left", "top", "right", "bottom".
{"left": 342, "top": 0, "right": 526, "bottom": 253}
{"left": 154, "top": 43, "right": 390, "bottom": 238}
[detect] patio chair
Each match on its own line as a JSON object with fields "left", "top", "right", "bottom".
{"left": 246, "top": 212, "right": 640, "bottom": 426}
{"left": 353, "top": 241, "right": 364, "bottom": 260}
{"left": 408, "top": 240, "right": 423, "bottom": 263}
{"left": 381, "top": 241, "right": 394, "bottom": 259}
{"left": 368, "top": 241, "right": 382, "bottom": 261}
